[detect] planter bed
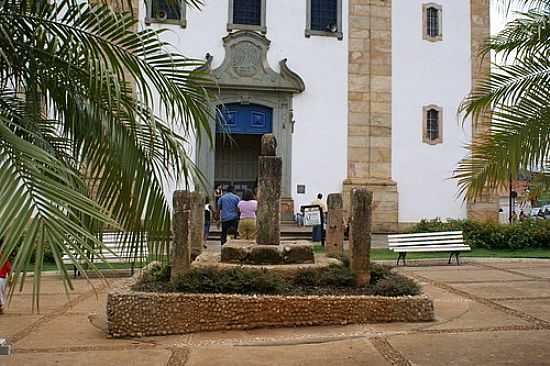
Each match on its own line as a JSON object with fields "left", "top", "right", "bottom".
{"left": 107, "top": 287, "right": 434, "bottom": 337}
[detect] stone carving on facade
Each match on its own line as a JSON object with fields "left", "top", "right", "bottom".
{"left": 203, "top": 31, "right": 305, "bottom": 93}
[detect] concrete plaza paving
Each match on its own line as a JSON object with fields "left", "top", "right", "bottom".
{"left": 1, "top": 259, "right": 550, "bottom": 365}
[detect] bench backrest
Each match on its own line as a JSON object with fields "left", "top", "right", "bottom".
{"left": 388, "top": 231, "right": 465, "bottom": 248}
{"left": 63, "top": 232, "right": 149, "bottom": 263}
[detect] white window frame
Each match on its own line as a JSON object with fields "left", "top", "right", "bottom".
{"left": 305, "top": 0, "right": 343, "bottom": 40}
{"left": 227, "top": 0, "right": 267, "bottom": 33}
{"left": 145, "top": 0, "right": 187, "bottom": 27}
{"left": 422, "top": 105, "right": 443, "bottom": 145}
{"left": 422, "top": 3, "right": 442, "bottom": 42}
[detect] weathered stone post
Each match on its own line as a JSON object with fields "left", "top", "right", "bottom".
{"left": 173, "top": 190, "right": 204, "bottom": 259}
{"left": 171, "top": 191, "right": 191, "bottom": 278}
{"left": 350, "top": 188, "right": 372, "bottom": 286}
{"left": 256, "top": 134, "right": 282, "bottom": 245}
{"left": 326, "top": 193, "right": 344, "bottom": 256}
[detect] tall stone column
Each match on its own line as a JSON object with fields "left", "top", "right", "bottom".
{"left": 350, "top": 188, "right": 372, "bottom": 286}
{"left": 171, "top": 192, "right": 191, "bottom": 278}
{"left": 256, "top": 134, "right": 282, "bottom": 245}
{"left": 173, "top": 191, "right": 204, "bottom": 258}
{"left": 326, "top": 193, "right": 344, "bottom": 256}
{"left": 467, "top": 0, "right": 498, "bottom": 222}
{"left": 344, "top": 0, "right": 398, "bottom": 233}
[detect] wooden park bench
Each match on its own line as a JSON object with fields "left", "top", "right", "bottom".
{"left": 62, "top": 232, "right": 149, "bottom": 277}
{"left": 388, "top": 231, "right": 470, "bottom": 266}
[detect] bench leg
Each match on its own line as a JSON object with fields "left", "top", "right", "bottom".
{"left": 396, "top": 253, "right": 407, "bottom": 266}
{"left": 448, "top": 252, "right": 461, "bottom": 266}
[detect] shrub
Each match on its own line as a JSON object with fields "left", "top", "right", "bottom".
{"left": 171, "top": 267, "right": 287, "bottom": 295}
{"left": 368, "top": 274, "right": 421, "bottom": 297}
{"left": 292, "top": 264, "right": 356, "bottom": 288}
{"left": 409, "top": 218, "right": 550, "bottom": 250}
{"left": 135, "top": 263, "right": 422, "bottom": 298}
{"left": 369, "top": 264, "right": 393, "bottom": 284}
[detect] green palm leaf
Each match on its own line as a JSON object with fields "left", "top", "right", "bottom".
{"left": 0, "top": 0, "right": 212, "bottom": 309}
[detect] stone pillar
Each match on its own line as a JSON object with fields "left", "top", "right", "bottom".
{"left": 171, "top": 192, "right": 191, "bottom": 278}
{"left": 350, "top": 188, "right": 372, "bottom": 286}
{"left": 326, "top": 193, "right": 344, "bottom": 256}
{"left": 467, "top": 0, "right": 498, "bottom": 222}
{"left": 344, "top": 0, "right": 398, "bottom": 233}
{"left": 173, "top": 191, "right": 204, "bottom": 259}
{"left": 256, "top": 134, "right": 282, "bottom": 245}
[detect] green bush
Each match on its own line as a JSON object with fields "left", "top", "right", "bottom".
{"left": 171, "top": 267, "right": 287, "bottom": 295}
{"left": 135, "top": 263, "right": 421, "bottom": 297}
{"left": 368, "top": 274, "right": 421, "bottom": 297}
{"left": 409, "top": 218, "right": 550, "bottom": 250}
{"left": 292, "top": 264, "right": 356, "bottom": 288}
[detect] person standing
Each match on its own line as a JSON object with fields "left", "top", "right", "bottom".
{"left": 237, "top": 190, "right": 258, "bottom": 240}
{"left": 218, "top": 185, "right": 240, "bottom": 245}
{"left": 203, "top": 197, "right": 214, "bottom": 249}
{"left": 310, "top": 193, "right": 327, "bottom": 242}
{"left": 0, "top": 239, "right": 12, "bottom": 315}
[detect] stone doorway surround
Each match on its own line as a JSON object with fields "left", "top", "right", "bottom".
{"left": 196, "top": 31, "right": 305, "bottom": 222}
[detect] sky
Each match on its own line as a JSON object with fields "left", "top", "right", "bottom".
{"left": 491, "top": 1, "right": 522, "bottom": 34}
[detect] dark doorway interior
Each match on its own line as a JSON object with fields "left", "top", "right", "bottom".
{"left": 214, "top": 134, "right": 261, "bottom": 196}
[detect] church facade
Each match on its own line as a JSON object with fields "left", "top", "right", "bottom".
{"left": 138, "top": 0, "right": 494, "bottom": 232}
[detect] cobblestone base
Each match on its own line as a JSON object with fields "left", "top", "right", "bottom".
{"left": 107, "top": 285, "right": 434, "bottom": 337}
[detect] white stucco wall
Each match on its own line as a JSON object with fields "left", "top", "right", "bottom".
{"left": 137, "top": 1, "right": 349, "bottom": 212}
{"left": 392, "top": 0, "right": 473, "bottom": 222}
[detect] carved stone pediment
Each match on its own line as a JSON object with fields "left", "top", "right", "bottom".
{"left": 203, "top": 31, "right": 305, "bottom": 94}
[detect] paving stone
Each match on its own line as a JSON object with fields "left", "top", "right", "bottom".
{"left": 186, "top": 339, "right": 390, "bottom": 366}
{"left": 497, "top": 300, "right": 550, "bottom": 322}
{"left": 14, "top": 314, "right": 134, "bottom": 348}
{"left": 412, "top": 268, "right": 529, "bottom": 282}
{"left": 390, "top": 331, "right": 550, "bottom": 365}
{"left": 0, "top": 315, "right": 41, "bottom": 339}
{"left": 452, "top": 281, "right": 550, "bottom": 300}
{"left": 2, "top": 349, "right": 171, "bottom": 366}
{"left": 500, "top": 267, "right": 550, "bottom": 279}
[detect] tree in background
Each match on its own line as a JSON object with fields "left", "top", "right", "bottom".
{"left": 0, "top": 0, "right": 210, "bottom": 308}
{"left": 456, "top": 0, "right": 549, "bottom": 202}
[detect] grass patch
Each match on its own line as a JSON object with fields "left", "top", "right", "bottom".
{"left": 369, "top": 248, "right": 550, "bottom": 260}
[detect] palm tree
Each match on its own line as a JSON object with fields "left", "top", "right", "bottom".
{"left": 0, "top": 0, "right": 211, "bottom": 308}
{"left": 455, "top": 0, "right": 550, "bottom": 201}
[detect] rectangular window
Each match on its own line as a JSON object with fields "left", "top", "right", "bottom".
{"left": 423, "top": 105, "right": 443, "bottom": 145}
{"left": 233, "top": 0, "right": 261, "bottom": 26}
{"left": 311, "top": 0, "right": 337, "bottom": 32}
{"left": 227, "top": 0, "right": 266, "bottom": 33}
{"left": 426, "top": 109, "right": 439, "bottom": 141}
{"left": 306, "top": 0, "right": 343, "bottom": 40}
{"left": 422, "top": 4, "right": 442, "bottom": 42}
{"left": 145, "top": 0, "right": 186, "bottom": 27}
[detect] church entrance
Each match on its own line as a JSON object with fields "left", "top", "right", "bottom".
{"left": 214, "top": 103, "right": 273, "bottom": 196}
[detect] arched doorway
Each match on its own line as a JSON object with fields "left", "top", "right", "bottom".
{"left": 214, "top": 103, "right": 273, "bottom": 196}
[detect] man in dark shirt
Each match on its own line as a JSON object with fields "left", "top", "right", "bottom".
{"left": 217, "top": 186, "right": 240, "bottom": 245}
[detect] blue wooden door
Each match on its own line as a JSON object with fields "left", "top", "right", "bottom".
{"left": 216, "top": 103, "right": 273, "bottom": 134}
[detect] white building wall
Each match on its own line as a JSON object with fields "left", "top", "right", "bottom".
{"left": 392, "top": 0, "right": 472, "bottom": 222}
{"left": 138, "top": 1, "right": 349, "bottom": 212}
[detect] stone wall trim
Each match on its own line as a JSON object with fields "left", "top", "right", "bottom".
{"left": 107, "top": 289, "right": 434, "bottom": 337}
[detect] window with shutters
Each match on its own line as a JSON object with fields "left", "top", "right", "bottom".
{"left": 228, "top": 0, "right": 266, "bottom": 33}
{"left": 423, "top": 106, "right": 443, "bottom": 145}
{"left": 306, "top": 0, "right": 343, "bottom": 40}
{"left": 423, "top": 4, "right": 442, "bottom": 42}
{"left": 145, "top": 0, "right": 186, "bottom": 27}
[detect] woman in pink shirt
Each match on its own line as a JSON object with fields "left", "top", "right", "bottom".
{"left": 237, "top": 190, "right": 258, "bottom": 240}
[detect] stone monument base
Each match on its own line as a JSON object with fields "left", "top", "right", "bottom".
{"left": 220, "top": 240, "right": 315, "bottom": 265}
